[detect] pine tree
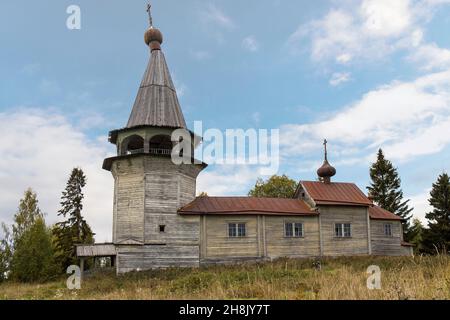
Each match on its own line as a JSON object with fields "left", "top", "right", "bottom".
{"left": 367, "top": 149, "right": 413, "bottom": 239}
{"left": 409, "top": 218, "right": 424, "bottom": 254}
{"left": 249, "top": 175, "right": 297, "bottom": 198}
{"left": 54, "top": 168, "right": 94, "bottom": 269}
{"left": 422, "top": 173, "right": 450, "bottom": 254}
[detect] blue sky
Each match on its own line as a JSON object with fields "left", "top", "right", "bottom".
{"left": 1, "top": 0, "right": 450, "bottom": 241}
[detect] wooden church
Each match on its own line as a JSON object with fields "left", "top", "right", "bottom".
{"left": 76, "top": 7, "right": 413, "bottom": 274}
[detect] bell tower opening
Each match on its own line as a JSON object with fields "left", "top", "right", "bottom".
{"left": 149, "top": 135, "right": 172, "bottom": 155}
{"left": 121, "top": 135, "right": 144, "bottom": 155}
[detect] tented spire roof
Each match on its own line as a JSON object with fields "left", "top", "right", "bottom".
{"left": 126, "top": 47, "right": 186, "bottom": 129}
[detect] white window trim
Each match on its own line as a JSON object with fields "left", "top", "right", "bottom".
{"left": 284, "top": 222, "right": 304, "bottom": 238}
{"left": 334, "top": 223, "right": 352, "bottom": 238}
{"left": 228, "top": 222, "right": 247, "bottom": 238}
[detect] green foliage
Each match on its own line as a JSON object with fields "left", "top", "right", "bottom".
{"left": 0, "top": 223, "right": 13, "bottom": 282}
{"left": 12, "top": 188, "right": 43, "bottom": 243}
{"left": 54, "top": 168, "right": 94, "bottom": 270}
{"left": 10, "top": 216, "right": 58, "bottom": 283}
{"left": 409, "top": 218, "right": 424, "bottom": 254}
{"left": 248, "top": 175, "right": 297, "bottom": 198}
{"left": 367, "top": 149, "right": 413, "bottom": 239}
{"left": 422, "top": 173, "right": 450, "bottom": 254}
{"left": 1, "top": 189, "right": 47, "bottom": 282}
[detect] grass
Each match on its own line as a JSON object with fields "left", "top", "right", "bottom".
{"left": 1, "top": 255, "right": 450, "bottom": 300}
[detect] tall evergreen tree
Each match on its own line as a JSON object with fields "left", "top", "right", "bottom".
{"left": 422, "top": 173, "right": 450, "bottom": 254}
{"left": 367, "top": 149, "right": 413, "bottom": 239}
{"left": 54, "top": 168, "right": 94, "bottom": 269}
{"left": 249, "top": 175, "right": 297, "bottom": 198}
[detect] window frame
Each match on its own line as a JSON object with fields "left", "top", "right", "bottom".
{"left": 284, "top": 222, "right": 304, "bottom": 238}
{"left": 334, "top": 223, "right": 352, "bottom": 238}
{"left": 383, "top": 223, "right": 393, "bottom": 237}
{"left": 228, "top": 222, "right": 247, "bottom": 238}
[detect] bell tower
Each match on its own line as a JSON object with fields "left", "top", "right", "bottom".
{"left": 102, "top": 4, "right": 206, "bottom": 272}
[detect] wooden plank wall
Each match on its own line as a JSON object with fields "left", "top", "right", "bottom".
{"left": 319, "top": 206, "right": 370, "bottom": 256}
{"left": 265, "top": 216, "right": 320, "bottom": 258}
{"left": 112, "top": 158, "right": 145, "bottom": 244}
{"left": 370, "top": 220, "right": 410, "bottom": 256}
{"left": 200, "top": 215, "right": 321, "bottom": 262}
{"left": 117, "top": 245, "right": 200, "bottom": 273}
{"left": 202, "top": 215, "right": 259, "bottom": 259}
{"left": 112, "top": 156, "right": 204, "bottom": 272}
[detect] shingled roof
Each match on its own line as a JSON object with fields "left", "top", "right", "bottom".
{"left": 126, "top": 48, "right": 187, "bottom": 129}
{"left": 179, "top": 197, "right": 317, "bottom": 216}
{"left": 300, "top": 181, "right": 373, "bottom": 206}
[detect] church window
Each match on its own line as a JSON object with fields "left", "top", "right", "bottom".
{"left": 228, "top": 223, "right": 246, "bottom": 237}
{"left": 335, "top": 223, "right": 352, "bottom": 238}
{"left": 159, "top": 225, "right": 166, "bottom": 233}
{"left": 384, "top": 224, "right": 393, "bottom": 237}
{"left": 285, "top": 222, "right": 304, "bottom": 237}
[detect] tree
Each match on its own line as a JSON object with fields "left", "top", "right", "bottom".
{"left": 367, "top": 149, "right": 413, "bottom": 239}
{"left": 422, "top": 173, "right": 450, "bottom": 254}
{"left": 10, "top": 216, "right": 58, "bottom": 282}
{"left": 54, "top": 168, "right": 94, "bottom": 269}
{"left": 0, "top": 223, "right": 13, "bottom": 282}
{"left": 0, "top": 188, "right": 44, "bottom": 281}
{"left": 248, "top": 175, "right": 297, "bottom": 198}
{"left": 408, "top": 218, "right": 424, "bottom": 254}
{"left": 12, "top": 188, "right": 43, "bottom": 242}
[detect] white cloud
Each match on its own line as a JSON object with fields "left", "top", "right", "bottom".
{"left": 200, "top": 4, "right": 235, "bottom": 30}
{"left": 360, "top": 0, "right": 412, "bottom": 37}
{"left": 287, "top": 0, "right": 449, "bottom": 68}
{"left": 242, "top": 36, "right": 260, "bottom": 52}
{"left": 329, "top": 72, "right": 351, "bottom": 86}
{"left": 336, "top": 53, "right": 352, "bottom": 64}
{"left": 0, "top": 109, "right": 115, "bottom": 242}
{"left": 197, "top": 165, "right": 260, "bottom": 196}
{"left": 409, "top": 190, "right": 432, "bottom": 226}
{"left": 409, "top": 43, "right": 450, "bottom": 71}
{"left": 281, "top": 69, "right": 450, "bottom": 162}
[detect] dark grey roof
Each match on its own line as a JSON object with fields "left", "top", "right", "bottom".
{"left": 127, "top": 49, "right": 187, "bottom": 129}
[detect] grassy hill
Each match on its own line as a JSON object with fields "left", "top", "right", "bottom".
{"left": 0, "top": 255, "right": 449, "bottom": 300}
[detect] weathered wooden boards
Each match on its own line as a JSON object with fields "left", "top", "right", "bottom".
{"left": 111, "top": 155, "right": 204, "bottom": 272}
{"left": 198, "top": 207, "right": 410, "bottom": 265}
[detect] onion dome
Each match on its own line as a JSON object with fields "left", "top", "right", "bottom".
{"left": 145, "top": 27, "right": 163, "bottom": 50}
{"left": 317, "top": 139, "right": 336, "bottom": 184}
{"left": 317, "top": 160, "right": 337, "bottom": 178}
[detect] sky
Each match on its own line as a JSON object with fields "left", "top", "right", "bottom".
{"left": 1, "top": 0, "right": 450, "bottom": 242}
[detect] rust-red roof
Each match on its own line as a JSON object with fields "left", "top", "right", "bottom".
{"left": 301, "top": 181, "right": 373, "bottom": 206}
{"left": 368, "top": 206, "right": 403, "bottom": 221}
{"left": 179, "top": 197, "right": 317, "bottom": 216}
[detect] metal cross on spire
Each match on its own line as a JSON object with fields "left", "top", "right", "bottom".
{"left": 323, "top": 139, "right": 328, "bottom": 161}
{"left": 146, "top": 2, "right": 153, "bottom": 27}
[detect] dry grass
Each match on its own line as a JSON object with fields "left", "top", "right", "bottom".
{"left": 1, "top": 255, "right": 449, "bottom": 300}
